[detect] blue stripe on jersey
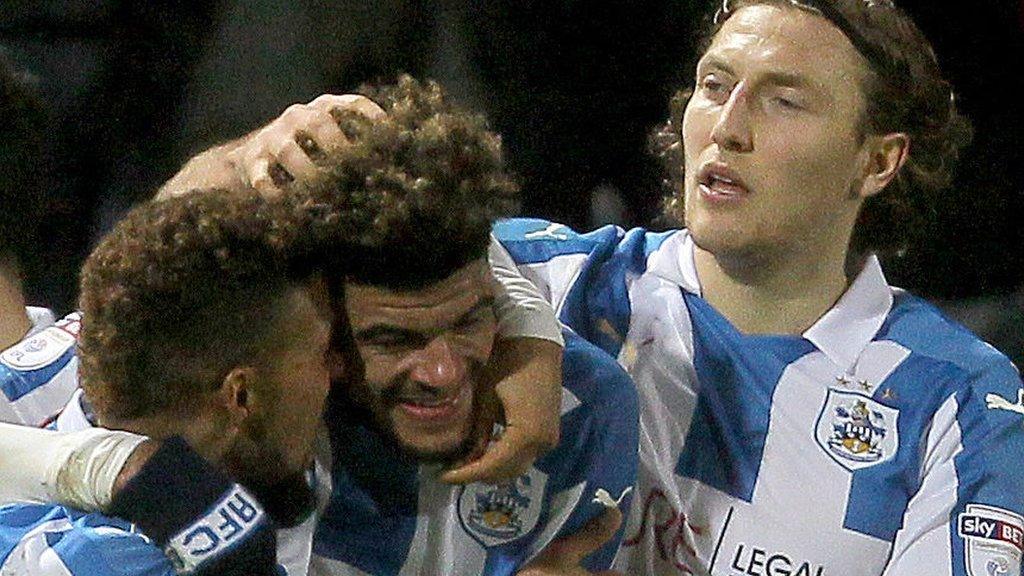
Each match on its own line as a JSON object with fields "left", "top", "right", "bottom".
{"left": 0, "top": 504, "right": 172, "bottom": 576}
{"left": 677, "top": 293, "right": 815, "bottom": 502}
{"left": 0, "top": 345, "right": 74, "bottom": 401}
{"left": 573, "top": 228, "right": 675, "bottom": 359}
{"left": 843, "top": 353, "right": 963, "bottom": 540}
{"left": 314, "top": 425, "right": 420, "bottom": 576}
{"left": 876, "top": 292, "right": 1024, "bottom": 572}
{"left": 486, "top": 331, "right": 638, "bottom": 572}
{"left": 492, "top": 219, "right": 618, "bottom": 265}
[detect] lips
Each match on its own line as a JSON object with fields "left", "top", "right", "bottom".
{"left": 395, "top": 385, "right": 470, "bottom": 423}
{"left": 697, "top": 162, "right": 750, "bottom": 201}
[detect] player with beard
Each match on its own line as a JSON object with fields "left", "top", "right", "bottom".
{"left": 261, "top": 77, "right": 638, "bottom": 575}
{"left": 0, "top": 77, "right": 632, "bottom": 576}
{"left": 0, "top": 190, "right": 332, "bottom": 575}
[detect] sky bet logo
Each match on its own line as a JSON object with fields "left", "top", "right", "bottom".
{"left": 166, "top": 486, "right": 265, "bottom": 573}
{"left": 958, "top": 512, "right": 1024, "bottom": 552}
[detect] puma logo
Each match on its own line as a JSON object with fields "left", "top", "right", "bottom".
{"left": 524, "top": 223, "right": 569, "bottom": 241}
{"left": 593, "top": 487, "right": 633, "bottom": 509}
{"left": 985, "top": 390, "right": 1024, "bottom": 416}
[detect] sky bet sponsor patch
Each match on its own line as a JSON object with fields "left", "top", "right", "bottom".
{"left": 958, "top": 504, "right": 1023, "bottom": 576}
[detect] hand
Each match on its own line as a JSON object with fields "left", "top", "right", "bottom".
{"left": 442, "top": 337, "right": 562, "bottom": 484}
{"left": 228, "top": 94, "right": 385, "bottom": 195}
{"left": 516, "top": 507, "right": 624, "bottom": 576}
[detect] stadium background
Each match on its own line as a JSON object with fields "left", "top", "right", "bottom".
{"left": 2, "top": 0, "right": 1021, "bottom": 362}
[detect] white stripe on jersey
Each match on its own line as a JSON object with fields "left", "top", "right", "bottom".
{"left": 882, "top": 394, "right": 961, "bottom": 576}
{"left": 0, "top": 518, "right": 75, "bottom": 576}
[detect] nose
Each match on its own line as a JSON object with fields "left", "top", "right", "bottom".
{"left": 710, "top": 81, "right": 753, "bottom": 153}
{"left": 409, "top": 337, "right": 466, "bottom": 391}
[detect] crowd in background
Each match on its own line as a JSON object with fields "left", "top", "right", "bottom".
{"left": 1, "top": 0, "right": 1022, "bottom": 363}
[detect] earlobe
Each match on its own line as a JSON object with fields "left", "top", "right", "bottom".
{"left": 859, "top": 133, "right": 910, "bottom": 199}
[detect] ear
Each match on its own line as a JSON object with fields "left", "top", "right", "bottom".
{"left": 856, "top": 132, "right": 910, "bottom": 199}
{"left": 219, "top": 366, "right": 261, "bottom": 425}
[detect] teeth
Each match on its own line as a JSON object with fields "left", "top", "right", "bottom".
{"left": 713, "top": 175, "right": 734, "bottom": 184}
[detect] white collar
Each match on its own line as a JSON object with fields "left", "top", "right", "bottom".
{"left": 648, "top": 230, "right": 892, "bottom": 371}
{"left": 803, "top": 255, "right": 893, "bottom": 372}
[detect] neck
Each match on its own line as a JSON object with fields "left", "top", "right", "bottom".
{"left": 103, "top": 411, "right": 235, "bottom": 467}
{"left": 694, "top": 240, "right": 851, "bottom": 335}
{"left": 0, "top": 262, "right": 31, "bottom": 350}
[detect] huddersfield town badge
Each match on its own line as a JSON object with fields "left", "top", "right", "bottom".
{"left": 815, "top": 389, "right": 899, "bottom": 471}
{"left": 458, "top": 468, "right": 547, "bottom": 547}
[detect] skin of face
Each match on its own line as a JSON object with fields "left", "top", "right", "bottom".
{"left": 226, "top": 280, "right": 333, "bottom": 489}
{"left": 343, "top": 259, "right": 497, "bottom": 463}
{"left": 681, "top": 3, "right": 877, "bottom": 266}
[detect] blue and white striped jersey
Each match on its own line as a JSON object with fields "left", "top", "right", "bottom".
{"left": 311, "top": 329, "right": 639, "bottom": 576}
{"left": 0, "top": 311, "right": 80, "bottom": 426}
{"left": 494, "top": 219, "right": 1024, "bottom": 576}
{"left": 0, "top": 391, "right": 314, "bottom": 576}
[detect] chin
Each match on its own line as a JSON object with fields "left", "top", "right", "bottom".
{"left": 395, "top": 432, "right": 474, "bottom": 465}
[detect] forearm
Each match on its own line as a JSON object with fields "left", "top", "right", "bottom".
{"left": 0, "top": 421, "right": 146, "bottom": 508}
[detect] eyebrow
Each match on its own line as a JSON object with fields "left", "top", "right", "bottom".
{"left": 700, "top": 54, "right": 818, "bottom": 89}
{"left": 353, "top": 295, "right": 497, "bottom": 342}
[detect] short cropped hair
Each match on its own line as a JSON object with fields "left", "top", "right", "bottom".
{"left": 651, "top": 0, "right": 973, "bottom": 259}
{"left": 296, "top": 75, "right": 520, "bottom": 289}
{"left": 0, "top": 49, "right": 47, "bottom": 270}
{"left": 79, "top": 191, "right": 306, "bottom": 420}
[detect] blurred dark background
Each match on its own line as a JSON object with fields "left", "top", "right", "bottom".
{"left": 1, "top": 0, "right": 1022, "bottom": 362}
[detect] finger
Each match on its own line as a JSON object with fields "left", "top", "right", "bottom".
{"left": 272, "top": 138, "right": 319, "bottom": 183}
{"left": 308, "top": 93, "right": 386, "bottom": 121}
{"left": 537, "top": 507, "right": 623, "bottom": 566}
{"left": 246, "top": 155, "right": 285, "bottom": 197}
{"left": 441, "top": 435, "right": 515, "bottom": 484}
{"left": 296, "top": 112, "right": 347, "bottom": 162}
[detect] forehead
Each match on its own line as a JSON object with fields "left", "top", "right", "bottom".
{"left": 703, "top": 4, "right": 869, "bottom": 95}
{"left": 344, "top": 260, "right": 493, "bottom": 326}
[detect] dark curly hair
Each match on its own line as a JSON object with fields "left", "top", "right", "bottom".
{"left": 295, "top": 75, "right": 520, "bottom": 289}
{"left": 0, "top": 49, "right": 48, "bottom": 272}
{"left": 651, "top": 0, "right": 973, "bottom": 259}
{"left": 78, "top": 190, "right": 311, "bottom": 421}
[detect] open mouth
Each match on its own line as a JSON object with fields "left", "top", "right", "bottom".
{"left": 697, "top": 162, "right": 750, "bottom": 200}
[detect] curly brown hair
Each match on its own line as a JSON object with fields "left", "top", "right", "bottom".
{"left": 651, "top": 0, "right": 973, "bottom": 259}
{"left": 294, "top": 75, "right": 520, "bottom": 289}
{"left": 78, "top": 190, "right": 309, "bottom": 421}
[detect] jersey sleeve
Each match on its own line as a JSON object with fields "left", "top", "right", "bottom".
{"left": 883, "top": 358, "right": 1024, "bottom": 576}
{"left": 0, "top": 504, "right": 175, "bottom": 576}
{"left": 0, "top": 312, "right": 81, "bottom": 426}
{"left": 488, "top": 235, "right": 563, "bottom": 347}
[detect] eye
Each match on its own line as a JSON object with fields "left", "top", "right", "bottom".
{"left": 699, "top": 73, "right": 731, "bottom": 102}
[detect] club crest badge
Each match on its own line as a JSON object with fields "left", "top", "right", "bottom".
{"left": 815, "top": 388, "right": 899, "bottom": 471}
{"left": 0, "top": 326, "right": 74, "bottom": 371}
{"left": 458, "top": 468, "right": 547, "bottom": 547}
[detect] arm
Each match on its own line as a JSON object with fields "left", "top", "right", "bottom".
{"left": 0, "top": 424, "right": 279, "bottom": 575}
{"left": 514, "top": 332, "right": 639, "bottom": 574}
{"left": 441, "top": 237, "right": 565, "bottom": 483}
{"left": 883, "top": 360, "right": 1024, "bottom": 576}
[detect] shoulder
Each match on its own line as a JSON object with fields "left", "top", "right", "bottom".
{"left": 878, "top": 291, "right": 1020, "bottom": 393}
{"left": 0, "top": 312, "right": 81, "bottom": 425}
{"left": 560, "top": 329, "right": 637, "bottom": 411}
{"left": 0, "top": 503, "right": 172, "bottom": 576}
{"left": 493, "top": 218, "right": 677, "bottom": 267}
